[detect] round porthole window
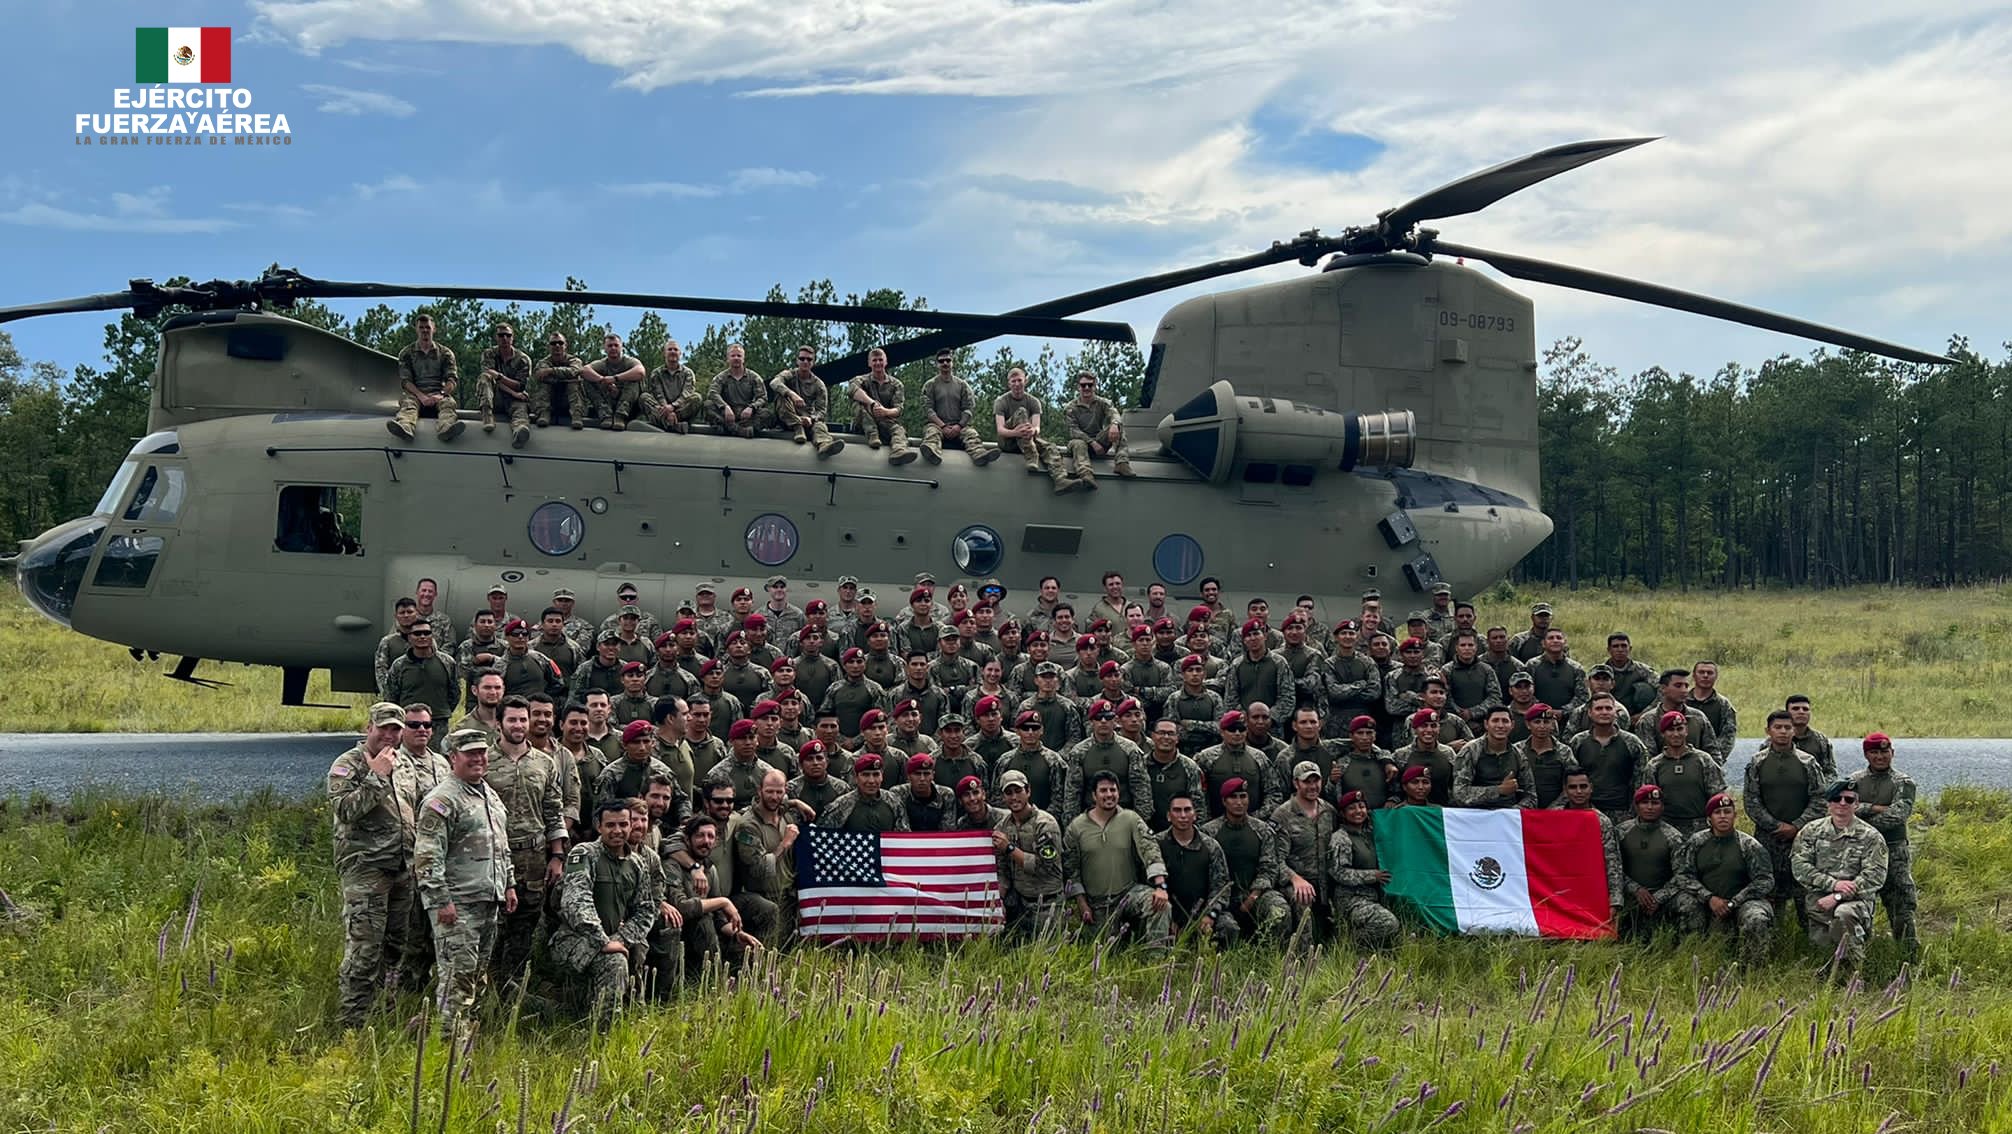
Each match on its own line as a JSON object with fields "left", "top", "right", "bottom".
{"left": 527, "top": 501, "right": 584, "bottom": 556}
{"left": 953, "top": 525, "right": 1003, "bottom": 575}
{"left": 746, "top": 513, "right": 799, "bottom": 567}
{"left": 1153, "top": 533, "right": 1203, "bottom": 586}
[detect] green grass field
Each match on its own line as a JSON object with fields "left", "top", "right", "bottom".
{"left": 1, "top": 788, "right": 2009, "bottom": 1132}
{"left": 4, "top": 582, "right": 2012, "bottom": 735}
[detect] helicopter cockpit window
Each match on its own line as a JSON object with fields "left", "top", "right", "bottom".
{"left": 94, "top": 461, "right": 141, "bottom": 517}
{"left": 121, "top": 464, "right": 187, "bottom": 524}
{"left": 93, "top": 535, "right": 165, "bottom": 589}
{"left": 275, "top": 485, "right": 365, "bottom": 556}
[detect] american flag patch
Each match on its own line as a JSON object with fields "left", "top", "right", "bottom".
{"left": 427, "top": 798, "right": 449, "bottom": 816}
{"left": 329, "top": 764, "right": 353, "bottom": 777}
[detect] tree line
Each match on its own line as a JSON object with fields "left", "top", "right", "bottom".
{"left": 1, "top": 273, "right": 2003, "bottom": 588}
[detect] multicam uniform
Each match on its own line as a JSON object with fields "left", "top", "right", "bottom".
{"left": 1061, "top": 393, "right": 1133, "bottom": 477}
{"left": 476, "top": 343, "right": 534, "bottom": 434}
{"left": 1790, "top": 816, "right": 1889, "bottom": 972}
{"left": 707, "top": 368, "right": 767, "bottom": 435}
{"left": 328, "top": 741, "right": 421, "bottom": 1027}
{"left": 1200, "top": 814, "right": 1291, "bottom": 942}
{"left": 1158, "top": 828, "right": 1234, "bottom": 947}
{"left": 547, "top": 839, "right": 654, "bottom": 1020}
{"left": 413, "top": 774, "right": 515, "bottom": 1036}
{"left": 851, "top": 372, "right": 914, "bottom": 460}
{"left": 574, "top": 351, "right": 645, "bottom": 428}
{"left": 639, "top": 362, "right": 701, "bottom": 432}
{"left": 998, "top": 805, "right": 1066, "bottom": 938}
{"left": 767, "top": 368, "right": 841, "bottom": 451}
{"left": 483, "top": 745, "right": 568, "bottom": 981}
{"left": 531, "top": 351, "right": 582, "bottom": 427}
{"left": 392, "top": 341, "right": 460, "bottom": 438}
{"left": 921, "top": 375, "right": 998, "bottom": 464}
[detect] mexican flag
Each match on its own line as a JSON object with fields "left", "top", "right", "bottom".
{"left": 136, "top": 27, "right": 231, "bottom": 84}
{"left": 1374, "top": 806, "right": 1615, "bottom": 939}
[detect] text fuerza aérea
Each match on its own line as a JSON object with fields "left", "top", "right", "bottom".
{"left": 77, "top": 88, "right": 290, "bottom": 136}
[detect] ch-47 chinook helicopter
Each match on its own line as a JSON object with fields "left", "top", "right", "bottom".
{"left": 4, "top": 137, "right": 1951, "bottom": 707}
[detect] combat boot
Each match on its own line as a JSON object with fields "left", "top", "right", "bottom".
{"left": 481, "top": 406, "right": 495, "bottom": 432}
{"left": 890, "top": 448, "right": 918, "bottom": 466}
{"left": 1114, "top": 460, "right": 1138, "bottom": 478}
{"left": 387, "top": 419, "right": 415, "bottom": 441}
{"left": 919, "top": 444, "right": 942, "bottom": 465}
{"left": 793, "top": 426, "right": 809, "bottom": 445}
{"left": 438, "top": 419, "right": 466, "bottom": 442}
{"left": 608, "top": 419, "right": 627, "bottom": 432}
{"left": 512, "top": 424, "right": 531, "bottom": 449}
{"left": 867, "top": 432, "right": 881, "bottom": 450}
{"left": 816, "top": 437, "right": 846, "bottom": 458}
{"left": 972, "top": 447, "right": 1001, "bottom": 467}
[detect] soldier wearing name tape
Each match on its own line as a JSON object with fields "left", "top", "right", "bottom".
{"left": 572, "top": 332, "right": 646, "bottom": 431}
{"left": 1791, "top": 780, "right": 1889, "bottom": 979}
{"left": 994, "top": 367, "right": 1088, "bottom": 494}
{"left": 850, "top": 347, "right": 918, "bottom": 465}
{"left": 387, "top": 312, "right": 464, "bottom": 442}
{"left": 994, "top": 770, "right": 1067, "bottom": 938}
{"left": 328, "top": 703, "right": 422, "bottom": 1029}
{"left": 413, "top": 729, "right": 518, "bottom": 1039}
{"left": 768, "top": 344, "right": 846, "bottom": 457}
{"left": 475, "top": 321, "right": 534, "bottom": 447}
{"left": 531, "top": 331, "right": 582, "bottom": 428}
{"left": 920, "top": 348, "right": 1000, "bottom": 466}
{"left": 1061, "top": 370, "right": 1136, "bottom": 482}
{"left": 707, "top": 344, "right": 766, "bottom": 438}
{"left": 640, "top": 339, "right": 701, "bottom": 434}
{"left": 1849, "top": 732, "right": 1918, "bottom": 956}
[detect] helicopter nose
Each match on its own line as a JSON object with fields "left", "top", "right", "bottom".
{"left": 15, "top": 516, "right": 105, "bottom": 628}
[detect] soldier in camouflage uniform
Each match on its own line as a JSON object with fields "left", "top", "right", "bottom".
{"left": 573, "top": 332, "right": 646, "bottom": 430}
{"left": 531, "top": 332, "right": 582, "bottom": 428}
{"left": 1322, "top": 622, "right": 1383, "bottom": 738}
{"left": 1061, "top": 370, "right": 1136, "bottom": 480}
{"left": 1786, "top": 695, "right": 1837, "bottom": 779}
{"left": 1643, "top": 711, "right": 1727, "bottom": 835}
{"left": 1743, "top": 709, "right": 1825, "bottom": 916}
{"left": 1551, "top": 769, "right": 1622, "bottom": 921}
{"left": 1791, "top": 780, "right": 1890, "bottom": 978}
{"left": 1159, "top": 792, "right": 1235, "bottom": 948}
{"left": 1687, "top": 661, "right": 1738, "bottom": 764}
{"left": 1326, "top": 791, "right": 1400, "bottom": 947}
{"left": 483, "top": 700, "right": 570, "bottom": 986}
{"left": 993, "top": 770, "right": 1066, "bottom": 939}
{"left": 849, "top": 347, "right": 919, "bottom": 465}
{"left": 1615, "top": 785, "right": 1700, "bottom": 934}
{"left": 1451, "top": 707, "right": 1538, "bottom": 809}
{"left": 640, "top": 339, "right": 702, "bottom": 434}
{"left": 547, "top": 802, "right": 655, "bottom": 1023}
{"left": 1676, "top": 793, "right": 1775, "bottom": 966}
{"left": 726, "top": 770, "right": 800, "bottom": 946}
{"left": 475, "top": 322, "right": 534, "bottom": 447}
{"left": 1850, "top": 732, "right": 1918, "bottom": 955}
{"left": 374, "top": 597, "right": 419, "bottom": 698}
{"left": 413, "top": 729, "right": 517, "bottom": 1039}
{"left": 387, "top": 313, "right": 464, "bottom": 442}
{"left": 919, "top": 349, "right": 1000, "bottom": 465}
{"left": 1058, "top": 700, "right": 1153, "bottom": 824}
{"left": 1199, "top": 778, "right": 1291, "bottom": 945}
{"left": 768, "top": 345, "right": 846, "bottom": 457}
{"left": 1063, "top": 772, "right": 1172, "bottom": 949}
{"left": 707, "top": 344, "right": 766, "bottom": 437}
{"left": 327, "top": 703, "right": 420, "bottom": 1028}
{"left": 1270, "top": 762, "right": 1338, "bottom": 937}
{"left": 994, "top": 367, "right": 1088, "bottom": 494}
{"left": 385, "top": 620, "right": 462, "bottom": 731}
{"left": 1167, "top": 656, "right": 1227, "bottom": 756}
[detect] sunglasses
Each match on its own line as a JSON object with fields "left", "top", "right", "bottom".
{"left": 407, "top": 721, "right": 434, "bottom": 729}
{"left": 410, "top": 631, "right": 433, "bottom": 637}
{"left": 1835, "top": 796, "right": 1859, "bottom": 805}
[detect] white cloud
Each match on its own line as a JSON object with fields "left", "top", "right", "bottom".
{"left": 223, "top": 202, "right": 317, "bottom": 221}
{"left": 301, "top": 83, "right": 416, "bottom": 117}
{"left": 606, "top": 181, "right": 720, "bottom": 199}
{"left": 728, "top": 167, "right": 821, "bottom": 191}
{"left": 0, "top": 199, "right": 236, "bottom": 235}
{"left": 352, "top": 174, "right": 420, "bottom": 201}
{"left": 601, "top": 169, "right": 821, "bottom": 198}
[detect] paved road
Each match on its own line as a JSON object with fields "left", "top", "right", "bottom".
{"left": 1, "top": 732, "right": 2008, "bottom": 803}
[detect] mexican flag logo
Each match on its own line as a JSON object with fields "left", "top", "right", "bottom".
{"left": 136, "top": 27, "right": 231, "bottom": 84}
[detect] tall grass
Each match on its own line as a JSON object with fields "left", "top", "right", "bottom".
{"left": 5, "top": 583, "right": 2012, "bottom": 735}
{"left": 1, "top": 787, "right": 2008, "bottom": 1131}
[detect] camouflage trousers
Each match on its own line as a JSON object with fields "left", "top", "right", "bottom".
{"left": 547, "top": 928, "right": 641, "bottom": 1023}
{"left": 767, "top": 398, "right": 839, "bottom": 450}
{"left": 336, "top": 865, "right": 416, "bottom": 1027}
{"left": 1803, "top": 895, "right": 1875, "bottom": 972}
{"left": 919, "top": 422, "right": 998, "bottom": 465}
{"left": 392, "top": 387, "right": 461, "bottom": 437}
{"left": 428, "top": 899, "right": 501, "bottom": 1037}
{"left": 1623, "top": 891, "right": 1701, "bottom": 936}
{"left": 1333, "top": 891, "right": 1401, "bottom": 948}
{"left": 998, "top": 408, "right": 1070, "bottom": 485}
{"left": 1229, "top": 890, "right": 1293, "bottom": 946}
{"left": 1877, "top": 841, "right": 1918, "bottom": 947}
{"left": 493, "top": 847, "right": 550, "bottom": 986}
{"left": 1701, "top": 897, "right": 1775, "bottom": 966}
{"left": 710, "top": 403, "right": 760, "bottom": 437}
{"left": 570, "top": 379, "right": 640, "bottom": 429}
{"left": 1004, "top": 892, "right": 1068, "bottom": 942}
{"left": 1172, "top": 906, "right": 1239, "bottom": 949}
{"left": 531, "top": 376, "right": 571, "bottom": 427}
{"left": 858, "top": 414, "right": 913, "bottom": 458}
{"left": 475, "top": 375, "right": 531, "bottom": 432}
{"left": 731, "top": 890, "right": 785, "bottom": 948}
{"left": 1082, "top": 885, "right": 1171, "bottom": 951}
{"left": 1758, "top": 829, "right": 1805, "bottom": 908}
{"left": 1063, "top": 432, "right": 1133, "bottom": 476}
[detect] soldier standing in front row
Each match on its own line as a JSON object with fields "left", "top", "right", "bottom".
{"left": 850, "top": 347, "right": 918, "bottom": 465}
{"left": 413, "top": 729, "right": 518, "bottom": 1039}
{"left": 1850, "top": 731, "right": 1918, "bottom": 956}
{"left": 387, "top": 312, "right": 464, "bottom": 442}
{"left": 327, "top": 703, "right": 419, "bottom": 1029}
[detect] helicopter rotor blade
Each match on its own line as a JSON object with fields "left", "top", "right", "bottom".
{"left": 0, "top": 273, "right": 1136, "bottom": 343}
{"left": 1431, "top": 240, "right": 1954, "bottom": 366}
{"left": 1381, "top": 137, "right": 1658, "bottom": 235}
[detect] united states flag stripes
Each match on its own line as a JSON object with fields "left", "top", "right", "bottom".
{"left": 794, "top": 828, "right": 1004, "bottom": 941}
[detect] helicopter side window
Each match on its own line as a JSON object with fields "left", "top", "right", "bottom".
{"left": 275, "top": 485, "right": 365, "bottom": 556}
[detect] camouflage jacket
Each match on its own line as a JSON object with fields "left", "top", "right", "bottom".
{"left": 999, "top": 806, "right": 1066, "bottom": 900}
{"left": 552, "top": 839, "right": 654, "bottom": 952}
{"left": 1223, "top": 650, "right": 1297, "bottom": 717}
{"left": 1450, "top": 739, "right": 1537, "bottom": 809}
{"left": 397, "top": 341, "right": 458, "bottom": 393}
{"left": 328, "top": 742, "right": 410, "bottom": 873}
{"left": 1326, "top": 823, "right": 1387, "bottom": 899}
{"left": 533, "top": 352, "right": 583, "bottom": 387}
{"left": 727, "top": 807, "right": 799, "bottom": 899}
{"left": 641, "top": 364, "right": 700, "bottom": 419}
{"left": 1059, "top": 736, "right": 1153, "bottom": 826}
{"left": 1850, "top": 767, "right": 1916, "bottom": 845}
{"left": 1677, "top": 828, "right": 1773, "bottom": 908}
{"left": 707, "top": 369, "right": 766, "bottom": 414}
{"left": 1741, "top": 746, "right": 1825, "bottom": 831}
{"left": 1159, "top": 828, "right": 1232, "bottom": 918}
{"left": 1614, "top": 818, "right": 1686, "bottom": 904}
{"left": 1687, "top": 692, "right": 1739, "bottom": 763}
{"left": 484, "top": 746, "right": 568, "bottom": 853}
{"left": 1200, "top": 814, "right": 1288, "bottom": 897}
{"left": 1063, "top": 394, "right": 1121, "bottom": 443}
{"left": 769, "top": 368, "right": 832, "bottom": 419}
{"left": 1268, "top": 797, "right": 1339, "bottom": 890}
{"left": 413, "top": 776, "right": 515, "bottom": 909}
{"left": 817, "top": 789, "right": 909, "bottom": 832}
{"left": 392, "top": 746, "right": 453, "bottom": 842}
{"left": 1790, "top": 817, "right": 1889, "bottom": 899}
{"left": 479, "top": 345, "right": 532, "bottom": 389}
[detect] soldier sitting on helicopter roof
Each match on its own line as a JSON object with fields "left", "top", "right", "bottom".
{"left": 386, "top": 312, "right": 464, "bottom": 442}
{"left": 532, "top": 332, "right": 584, "bottom": 429}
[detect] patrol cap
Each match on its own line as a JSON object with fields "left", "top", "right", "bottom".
{"left": 939, "top": 713, "right": 969, "bottom": 729}
{"left": 696, "top": 582, "right": 718, "bottom": 595}
{"left": 894, "top": 698, "right": 919, "bottom": 717}
{"left": 449, "top": 728, "right": 491, "bottom": 753}
{"left": 1349, "top": 714, "right": 1377, "bottom": 731}
{"left": 1400, "top": 765, "right": 1430, "bottom": 784}
{"left": 1430, "top": 583, "right": 1453, "bottom": 596}
{"left": 552, "top": 587, "right": 577, "bottom": 600}
{"left": 751, "top": 699, "right": 782, "bottom": 718}
{"left": 619, "top": 604, "right": 641, "bottom": 617}
{"left": 367, "top": 702, "right": 406, "bottom": 728}
{"left": 1822, "top": 780, "right": 1858, "bottom": 803}
{"left": 1036, "top": 661, "right": 1064, "bottom": 677}
{"left": 913, "top": 571, "right": 937, "bottom": 587}
{"left": 859, "top": 708, "right": 887, "bottom": 729}
{"left": 676, "top": 599, "right": 697, "bottom": 614}
{"left": 858, "top": 590, "right": 879, "bottom": 604}
{"left": 620, "top": 719, "right": 652, "bottom": 744}
{"left": 999, "top": 769, "right": 1030, "bottom": 791}
{"left": 1338, "top": 789, "right": 1366, "bottom": 808}
{"left": 974, "top": 695, "right": 1002, "bottom": 717}
{"left": 956, "top": 775, "right": 984, "bottom": 795}
{"left": 765, "top": 574, "right": 788, "bottom": 588}
{"left": 620, "top": 661, "right": 645, "bottom": 675}
{"left": 1589, "top": 664, "right": 1615, "bottom": 678}
{"left": 1075, "top": 634, "right": 1097, "bottom": 651}
{"left": 837, "top": 575, "right": 860, "bottom": 588}
{"left": 1180, "top": 653, "right": 1206, "bottom": 671}
{"left": 1292, "top": 760, "right": 1323, "bottom": 782}
{"left": 1531, "top": 602, "right": 1554, "bottom": 615}
{"left": 743, "top": 613, "right": 767, "bottom": 630}
{"left": 1405, "top": 611, "right": 1429, "bottom": 624}
{"left": 904, "top": 753, "right": 935, "bottom": 774}
{"left": 1015, "top": 710, "right": 1043, "bottom": 729}
{"left": 1219, "top": 710, "right": 1246, "bottom": 730}
{"left": 1658, "top": 710, "right": 1687, "bottom": 732}
{"left": 1087, "top": 700, "right": 1117, "bottom": 720}
{"left": 1706, "top": 792, "right": 1736, "bottom": 813}
{"left": 1508, "top": 671, "right": 1534, "bottom": 687}
{"left": 1361, "top": 588, "right": 1382, "bottom": 602}
{"left": 939, "top": 624, "right": 961, "bottom": 640}
{"left": 852, "top": 752, "right": 883, "bottom": 773}
{"left": 487, "top": 584, "right": 509, "bottom": 596}
{"left": 805, "top": 599, "right": 827, "bottom": 615}
{"left": 617, "top": 582, "right": 640, "bottom": 596}
{"left": 1408, "top": 708, "right": 1438, "bottom": 728}
{"left": 728, "top": 719, "right": 756, "bottom": 740}
{"left": 1526, "top": 702, "right": 1553, "bottom": 721}
{"left": 597, "top": 629, "right": 622, "bottom": 645}
{"left": 1219, "top": 777, "right": 1249, "bottom": 799}
{"left": 1633, "top": 785, "right": 1662, "bottom": 805}
{"left": 1098, "top": 660, "right": 1121, "bottom": 677}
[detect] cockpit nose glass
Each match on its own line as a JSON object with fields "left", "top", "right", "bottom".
{"left": 17, "top": 518, "right": 104, "bottom": 627}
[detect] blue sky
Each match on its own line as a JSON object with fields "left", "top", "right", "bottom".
{"left": 4, "top": 0, "right": 2008, "bottom": 383}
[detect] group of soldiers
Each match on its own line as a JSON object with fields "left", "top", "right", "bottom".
{"left": 386, "top": 315, "right": 1132, "bottom": 494}
{"left": 338, "top": 571, "right": 1918, "bottom": 1034}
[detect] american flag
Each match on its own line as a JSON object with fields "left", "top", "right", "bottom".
{"left": 794, "top": 828, "right": 1004, "bottom": 941}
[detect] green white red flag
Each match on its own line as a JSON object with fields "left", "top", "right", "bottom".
{"left": 1374, "top": 806, "right": 1615, "bottom": 938}
{"left": 136, "top": 27, "right": 231, "bottom": 84}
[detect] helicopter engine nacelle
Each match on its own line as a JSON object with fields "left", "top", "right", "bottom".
{"left": 1153, "top": 380, "right": 1416, "bottom": 484}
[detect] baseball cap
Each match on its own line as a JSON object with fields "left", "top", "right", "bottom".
{"left": 367, "top": 702, "right": 406, "bottom": 728}
{"left": 449, "top": 728, "right": 491, "bottom": 753}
